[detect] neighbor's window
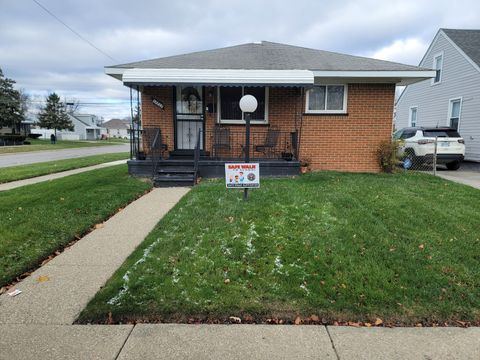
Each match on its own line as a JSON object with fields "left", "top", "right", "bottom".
{"left": 433, "top": 53, "right": 443, "bottom": 84}
{"left": 219, "top": 86, "right": 267, "bottom": 123}
{"left": 306, "top": 85, "right": 347, "bottom": 113}
{"left": 449, "top": 98, "right": 461, "bottom": 130}
{"left": 409, "top": 106, "right": 418, "bottom": 127}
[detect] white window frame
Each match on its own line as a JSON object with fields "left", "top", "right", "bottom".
{"left": 217, "top": 86, "right": 269, "bottom": 124}
{"left": 305, "top": 84, "right": 348, "bottom": 114}
{"left": 408, "top": 106, "right": 418, "bottom": 127}
{"left": 431, "top": 51, "right": 444, "bottom": 85}
{"left": 447, "top": 97, "right": 462, "bottom": 129}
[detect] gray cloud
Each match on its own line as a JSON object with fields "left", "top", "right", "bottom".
{"left": 1, "top": 0, "right": 479, "bottom": 119}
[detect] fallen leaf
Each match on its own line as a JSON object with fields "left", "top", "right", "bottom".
{"left": 244, "top": 315, "right": 254, "bottom": 322}
{"left": 37, "top": 275, "right": 49, "bottom": 283}
{"left": 348, "top": 321, "right": 361, "bottom": 327}
{"left": 294, "top": 316, "right": 302, "bottom": 325}
{"left": 229, "top": 316, "right": 241, "bottom": 324}
{"left": 95, "top": 223, "right": 104, "bottom": 229}
{"left": 416, "top": 323, "right": 423, "bottom": 327}
{"left": 107, "top": 312, "right": 113, "bottom": 324}
{"left": 18, "top": 207, "right": 22, "bottom": 211}
{"left": 320, "top": 280, "right": 325, "bottom": 285}
{"left": 418, "top": 244, "right": 425, "bottom": 250}
{"left": 224, "top": 278, "right": 230, "bottom": 284}
{"left": 374, "top": 318, "right": 383, "bottom": 326}
{"left": 310, "top": 315, "right": 320, "bottom": 322}
{"left": 340, "top": 283, "right": 347, "bottom": 289}
{"left": 365, "top": 322, "right": 372, "bottom": 327}
{"left": 59, "top": 197, "right": 65, "bottom": 201}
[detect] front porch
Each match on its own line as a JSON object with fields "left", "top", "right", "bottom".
{"left": 129, "top": 126, "right": 300, "bottom": 186}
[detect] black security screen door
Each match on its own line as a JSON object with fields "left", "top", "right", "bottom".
{"left": 175, "top": 85, "right": 204, "bottom": 150}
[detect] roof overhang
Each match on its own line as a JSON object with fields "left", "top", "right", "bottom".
{"left": 105, "top": 68, "right": 435, "bottom": 86}
{"left": 312, "top": 70, "right": 436, "bottom": 86}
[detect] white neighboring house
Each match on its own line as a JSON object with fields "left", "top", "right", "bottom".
{"left": 396, "top": 28, "right": 480, "bottom": 162}
{"left": 66, "top": 114, "right": 104, "bottom": 140}
{"left": 103, "top": 118, "right": 130, "bottom": 138}
{"left": 31, "top": 113, "right": 105, "bottom": 140}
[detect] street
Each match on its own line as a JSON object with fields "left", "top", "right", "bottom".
{"left": 0, "top": 143, "right": 129, "bottom": 167}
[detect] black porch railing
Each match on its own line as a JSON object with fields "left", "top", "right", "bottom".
{"left": 132, "top": 126, "right": 299, "bottom": 161}
{"left": 203, "top": 127, "right": 298, "bottom": 161}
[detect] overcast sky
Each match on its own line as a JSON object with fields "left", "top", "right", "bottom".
{"left": 1, "top": 0, "right": 479, "bottom": 119}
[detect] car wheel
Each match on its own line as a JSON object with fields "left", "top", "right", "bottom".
{"left": 446, "top": 161, "right": 461, "bottom": 170}
{"left": 403, "top": 152, "right": 418, "bottom": 170}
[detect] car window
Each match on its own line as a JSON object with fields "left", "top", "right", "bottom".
{"left": 423, "top": 130, "right": 461, "bottom": 138}
{"left": 401, "top": 130, "right": 416, "bottom": 139}
{"left": 393, "top": 130, "right": 403, "bottom": 140}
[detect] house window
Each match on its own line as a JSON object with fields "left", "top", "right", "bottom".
{"left": 449, "top": 98, "right": 461, "bottom": 130}
{"left": 432, "top": 53, "right": 443, "bottom": 84}
{"left": 305, "top": 85, "right": 347, "bottom": 114}
{"left": 218, "top": 86, "right": 268, "bottom": 124}
{"left": 409, "top": 106, "right": 418, "bottom": 127}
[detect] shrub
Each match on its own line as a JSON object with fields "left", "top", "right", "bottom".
{"left": 377, "top": 140, "right": 401, "bottom": 173}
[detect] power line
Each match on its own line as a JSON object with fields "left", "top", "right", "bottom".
{"left": 32, "top": 0, "right": 119, "bottom": 63}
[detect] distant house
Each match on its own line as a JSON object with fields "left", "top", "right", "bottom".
{"left": 396, "top": 29, "right": 480, "bottom": 161}
{"left": 103, "top": 118, "right": 130, "bottom": 138}
{"left": 31, "top": 113, "right": 105, "bottom": 140}
{"left": 67, "top": 114, "right": 104, "bottom": 140}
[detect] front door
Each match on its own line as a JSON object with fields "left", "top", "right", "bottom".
{"left": 175, "top": 85, "right": 204, "bottom": 150}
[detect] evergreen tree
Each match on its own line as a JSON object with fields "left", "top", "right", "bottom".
{"left": 37, "top": 93, "right": 74, "bottom": 137}
{"left": 0, "top": 67, "right": 25, "bottom": 133}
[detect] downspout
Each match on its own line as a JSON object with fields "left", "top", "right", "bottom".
{"left": 296, "top": 86, "right": 305, "bottom": 161}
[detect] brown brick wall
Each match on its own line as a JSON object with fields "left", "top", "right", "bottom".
{"left": 140, "top": 84, "right": 395, "bottom": 172}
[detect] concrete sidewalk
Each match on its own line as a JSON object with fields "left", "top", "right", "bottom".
{"left": 0, "top": 324, "right": 478, "bottom": 359}
{"left": 0, "top": 159, "right": 127, "bottom": 191}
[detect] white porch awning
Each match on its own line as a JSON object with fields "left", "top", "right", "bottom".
{"left": 105, "top": 67, "right": 435, "bottom": 87}
{"left": 111, "top": 68, "right": 315, "bottom": 86}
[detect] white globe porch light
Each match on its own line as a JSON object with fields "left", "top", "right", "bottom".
{"left": 239, "top": 94, "right": 258, "bottom": 113}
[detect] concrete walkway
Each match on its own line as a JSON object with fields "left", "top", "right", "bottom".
{"left": 0, "top": 187, "right": 479, "bottom": 359}
{"left": 0, "top": 143, "right": 129, "bottom": 167}
{"left": 0, "top": 159, "right": 127, "bottom": 191}
{"left": 437, "top": 170, "right": 480, "bottom": 190}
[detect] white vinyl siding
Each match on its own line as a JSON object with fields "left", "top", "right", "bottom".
{"left": 396, "top": 31, "right": 480, "bottom": 161}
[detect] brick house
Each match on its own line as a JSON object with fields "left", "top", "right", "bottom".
{"left": 106, "top": 41, "right": 434, "bottom": 185}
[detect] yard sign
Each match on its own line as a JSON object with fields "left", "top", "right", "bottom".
{"left": 225, "top": 163, "right": 260, "bottom": 188}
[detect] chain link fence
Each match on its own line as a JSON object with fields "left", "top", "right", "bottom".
{"left": 397, "top": 136, "right": 463, "bottom": 175}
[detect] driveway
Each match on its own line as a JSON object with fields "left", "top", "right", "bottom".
{"left": 0, "top": 143, "right": 129, "bottom": 168}
{"left": 437, "top": 161, "right": 480, "bottom": 189}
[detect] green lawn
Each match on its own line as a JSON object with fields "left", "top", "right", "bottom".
{"left": 0, "top": 139, "right": 121, "bottom": 154}
{"left": 77, "top": 172, "right": 480, "bottom": 326}
{"left": 0, "top": 153, "right": 129, "bottom": 183}
{"left": 0, "top": 165, "right": 151, "bottom": 287}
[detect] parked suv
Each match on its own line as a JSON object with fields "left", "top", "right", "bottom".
{"left": 394, "top": 127, "right": 465, "bottom": 170}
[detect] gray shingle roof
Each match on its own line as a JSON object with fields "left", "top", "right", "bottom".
{"left": 442, "top": 29, "right": 480, "bottom": 68}
{"left": 110, "top": 41, "right": 426, "bottom": 71}
{"left": 103, "top": 119, "right": 130, "bottom": 129}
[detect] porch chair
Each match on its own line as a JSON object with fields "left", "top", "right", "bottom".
{"left": 212, "top": 125, "right": 231, "bottom": 159}
{"left": 254, "top": 127, "right": 280, "bottom": 158}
